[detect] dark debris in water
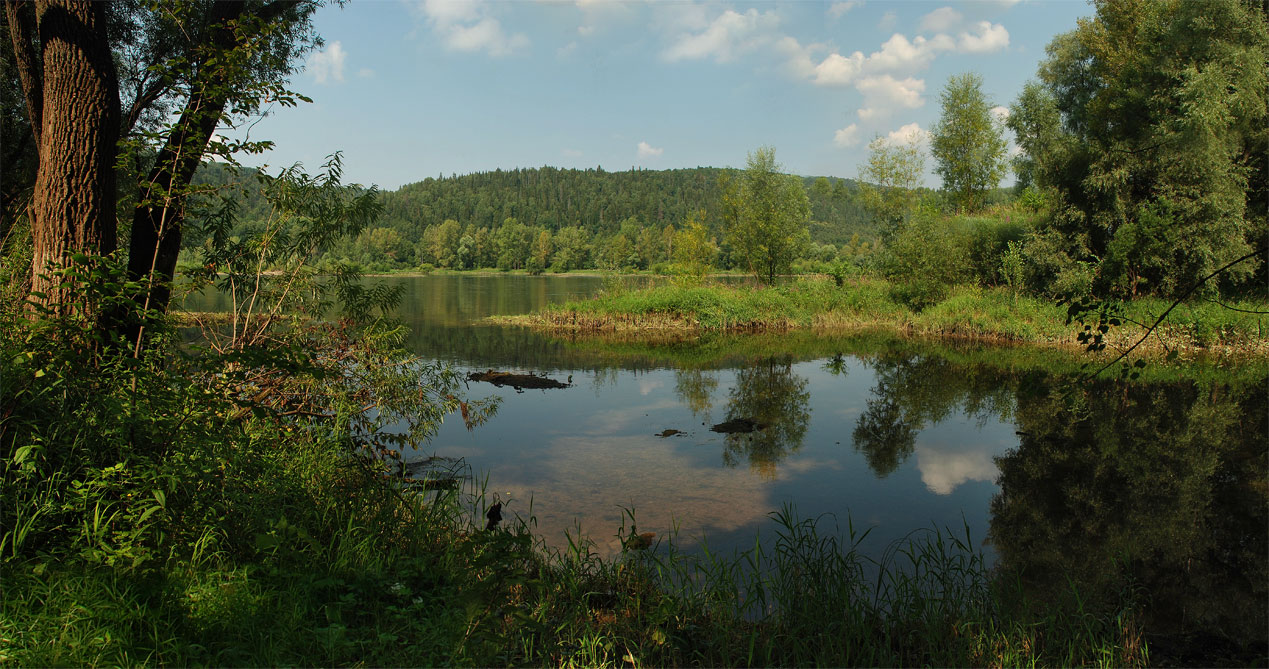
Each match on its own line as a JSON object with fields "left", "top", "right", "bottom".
{"left": 656, "top": 429, "right": 683, "bottom": 438}
{"left": 710, "top": 417, "right": 767, "bottom": 434}
{"left": 467, "top": 370, "right": 572, "bottom": 391}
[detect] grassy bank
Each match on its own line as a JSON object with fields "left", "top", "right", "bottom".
{"left": 499, "top": 277, "right": 1269, "bottom": 358}
{"left": 1, "top": 459, "right": 1152, "bottom": 667}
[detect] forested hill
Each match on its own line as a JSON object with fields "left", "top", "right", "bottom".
{"left": 377, "top": 166, "right": 871, "bottom": 246}
{"left": 191, "top": 163, "right": 875, "bottom": 247}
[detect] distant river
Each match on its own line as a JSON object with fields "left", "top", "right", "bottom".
{"left": 185, "top": 273, "right": 1267, "bottom": 647}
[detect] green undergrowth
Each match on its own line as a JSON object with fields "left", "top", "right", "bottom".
{"left": 0, "top": 477, "right": 1152, "bottom": 667}
{"left": 504, "top": 277, "right": 1268, "bottom": 358}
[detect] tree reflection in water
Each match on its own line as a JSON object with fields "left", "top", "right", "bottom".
{"left": 850, "top": 354, "right": 1013, "bottom": 478}
{"left": 673, "top": 368, "right": 719, "bottom": 422}
{"left": 718, "top": 356, "right": 810, "bottom": 479}
{"left": 991, "top": 376, "right": 1268, "bottom": 661}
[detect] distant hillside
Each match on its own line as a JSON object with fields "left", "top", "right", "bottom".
{"left": 191, "top": 164, "right": 876, "bottom": 245}
{"left": 183, "top": 163, "right": 882, "bottom": 271}
{"left": 379, "top": 166, "right": 872, "bottom": 246}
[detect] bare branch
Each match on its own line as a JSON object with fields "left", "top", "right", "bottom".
{"left": 6, "top": 1, "right": 42, "bottom": 146}
{"left": 1085, "top": 247, "right": 1267, "bottom": 380}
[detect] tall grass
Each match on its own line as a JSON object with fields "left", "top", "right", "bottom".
{"left": 2, "top": 444, "right": 1152, "bottom": 667}
{"left": 509, "top": 277, "right": 1268, "bottom": 357}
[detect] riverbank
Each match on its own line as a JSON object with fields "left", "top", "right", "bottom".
{"left": 495, "top": 277, "right": 1269, "bottom": 359}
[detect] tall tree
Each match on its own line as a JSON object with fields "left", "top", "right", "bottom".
{"left": 1012, "top": 0, "right": 1267, "bottom": 298}
{"left": 722, "top": 146, "right": 810, "bottom": 284}
{"left": 7, "top": 0, "right": 118, "bottom": 315}
{"left": 929, "top": 72, "right": 1008, "bottom": 213}
{"left": 123, "top": 1, "right": 318, "bottom": 320}
{"left": 6, "top": 0, "right": 319, "bottom": 328}
{"left": 858, "top": 135, "right": 925, "bottom": 238}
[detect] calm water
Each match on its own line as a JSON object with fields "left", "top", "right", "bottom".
{"left": 185, "top": 274, "right": 1267, "bottom": 647}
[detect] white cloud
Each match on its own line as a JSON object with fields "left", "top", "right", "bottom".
{"left": 919, "top": 6, "right": 963, "bottom": 34}
{"left": 417, "top": 0, "right": 528, "bottom": 57}
{"left": 833, "top": 123, "right": 860, "bottom": 148}
{"left": 885, "top": 122, "right": 928, "bottom": 147}
{"left": 558, "top": 41, "right": 578, "bottom": 58}
{"left": 812, "top": 51, "right": 865, "bottom": 86}
{"left": 916, "top": 444, "right": 998, "bottom": 495}
{"left": 867, "top": 33, "right": 938, "bottom": 73}
{"left": 662, "top": 8, "right": 781, "bottom": 63}
{"left": 307, "top": 41, "right": 346, "bottom": 84}
{"left": 653, "top": 2, "right": 1009, "bottom": 128}
{"left": 637, "top": 141, "right": 664, "bottom": 158}
{"left": 799, "top": 21, "right": 1005, "bottom": 91}
{"left": 855, "top": 75, "right": 926, "bottom": 119}
{"left": 421, "top": 0, "right": 479, "bottom": 24}
{"left": 991, "top": 105, "right": 1010, "bottom": 122}
{"left": 827, "top": 1, "right": 858, "bottom": 19}
{"left": 957, "top": 21, "right": 1010, "bottom": 53}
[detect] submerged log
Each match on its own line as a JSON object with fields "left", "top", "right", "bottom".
{"left": 467, "top": 370, "right": 571, "bottom": 390}
{"left": 711, "top": 417, "right": 767, "bottom": 434}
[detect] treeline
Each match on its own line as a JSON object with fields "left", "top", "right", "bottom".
{"left": 184, "top": 163, "right": 878, "bottom": 273}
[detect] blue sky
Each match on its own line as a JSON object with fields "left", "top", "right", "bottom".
{"left": 229, "top": 0, "right": 1094, "bottom": 190}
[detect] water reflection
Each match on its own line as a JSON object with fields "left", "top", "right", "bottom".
{"left": 991, "top": 376, "right": 1268, "bottom": 655}
{"left": 673, "top": 369, "right": 718, "bottom": 421}
{"left": 915, "top": 444, "right": 999, "bottom": 495}
{"left": 718, "top": 356, "right": 811, "bottom": 479}
{"left": 851, "top": 354, "right": 1017, "bottom": 478}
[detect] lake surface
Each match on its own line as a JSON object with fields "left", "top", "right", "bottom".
{"left": 185, "top": 273, "right": 1267, "bottom": 648}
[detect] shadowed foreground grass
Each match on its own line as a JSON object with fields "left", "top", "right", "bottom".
{"left": 2, "top": 435, "right": 1151, "bottom": 667}
{"left": 499, "top": 277, "right": 1269, "bottom": 358}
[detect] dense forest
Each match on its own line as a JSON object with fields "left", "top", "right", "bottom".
{"left": 185, "top": 163, "right": 882, "bottom": 273}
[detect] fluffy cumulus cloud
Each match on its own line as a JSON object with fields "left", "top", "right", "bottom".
{"left": 307, "top": 41, "right": 346, "bottom": 84}
{"left": 653, "top": 3, "right": 1011, "bottom": 147}
{"left": 662, "top": 8, "right": 781, "bottom": 63}
{"left": 991, "top": 105, "right": 1010, "bottom": 122}
{"left": 855, "top": 76, "right": 926, "bottom": 119}
{"left": 833, "top": 123, "right": 860, "bottom": 148}
{"left": 958, "top": 21, "right": 1010, "bottom": 53}
{"left": 417, "top": 0, "right": 528, "bottom": 57}
{"left": 637, "top": 141, "right": 664, "bottom": 158}
{"left": 885, "top": 122, "right": 929, "bottom": 146}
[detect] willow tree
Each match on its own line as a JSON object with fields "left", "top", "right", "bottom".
{"left": 858, "top": 134, "right": 925, "bottom": 238}
{"left": 722, "top": 147, "right": 810, "bottom": 284}
{"left": 1010, "top": 0, "right": 1268, "bottom": 298}
{"left": 929, "top": 72, "right": 1008, "bottom": 213}
{"left": 6, "top": 0, "right": 319, "bottom": 330}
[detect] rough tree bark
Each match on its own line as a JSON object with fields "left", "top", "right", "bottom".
{"left": 19, "top": 0, "right": 119, "bottom": 315}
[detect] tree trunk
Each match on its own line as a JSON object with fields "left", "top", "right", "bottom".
{"left": 125, "top": 0, "right": 245, "bottom": 320}
{"left": 26, "top": 0, "right": 118, "bottom": 315}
